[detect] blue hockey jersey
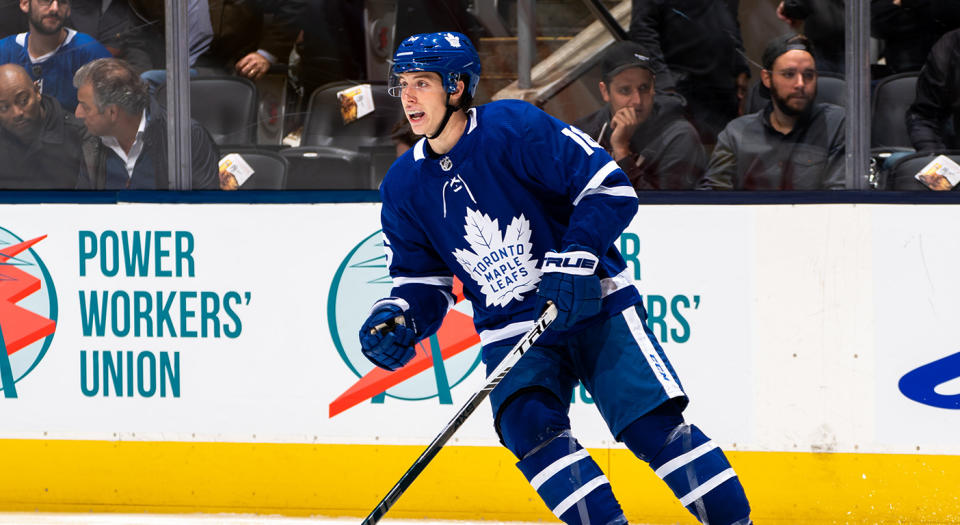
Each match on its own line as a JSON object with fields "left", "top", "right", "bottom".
{"left": 0, "top": 29, "right": 111, "bottom": 111}
{"left": 378, "top": 99, "right": 641, "bottom": 348}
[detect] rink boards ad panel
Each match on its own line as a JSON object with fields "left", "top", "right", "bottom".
{"left": 0, "top": 203, "right": 957, "bottom": 523}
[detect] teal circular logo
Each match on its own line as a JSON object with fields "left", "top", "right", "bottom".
{"left": 0, "top": 227, "right": 58, "bottom": 397}
{"left": 327, "top": 231, "right": 482, "bottom": 408}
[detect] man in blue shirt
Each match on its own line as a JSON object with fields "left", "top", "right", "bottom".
{"left": 0, "top": 0, "right": 111, "bottom": 111}
{"left": 358, "top": 32, "right": 752, "bottom": 525}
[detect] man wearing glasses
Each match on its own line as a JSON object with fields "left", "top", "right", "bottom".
{"left": 697, "top": 34, "right": 846, "bottom": 190}
{"left": 0, "top": 0, "right": 111, "bottom": 112}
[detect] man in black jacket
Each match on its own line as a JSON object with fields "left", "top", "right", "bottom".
{"left": 0, "top": 64, "right": 94, "bottom": 189}
{"left": 627, "top": 0, "right": 749, "bottom": 144}
{"left": 573, "top": 41, "right": 704, "bottom": 190}
{"left": 72, "top": 58, "right": 219, "bottom": 190}
{"left": 906, "top": 28, "right": 960, "bottom": 153}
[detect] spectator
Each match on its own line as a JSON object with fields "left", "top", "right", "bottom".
{"left": 67, "top": 0, "right": 163, "bottom": 73}
{"left": 197, "top": 0, "right": 302, "bottom": 81}
{"left": 776, "top": 0, "right": 844, "bottom": 74}
{"left": 572, "top": 41, "right": 704, "bottom": 190}
{"left": 0, "top": 63, "right": 93, "bottom": 189}
{"left": 291, "top": 0, "right": 366, "bottom": 100}
{"left": 0, "top": 0, "right": 112, "bottom": 111}
{"left": 627, "top": 0, "right": 750, "bottom": 144}
{"left": 697, "top": 34, "right": 846, "bottom": 190}
{"left": 906, "top": 28, "right": 960, "bottom": 153}
{"left": 871, "top": 0, "right": 954, "bottom": 75}
{"left": 72, "top": 57, "right": 219, "bottom": 189}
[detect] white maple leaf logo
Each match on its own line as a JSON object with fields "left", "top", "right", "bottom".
{"left": 452, "top": 208, "right": 540, "bottom": 307}
{"left": 444, "top": 33, "right": 462, "bottom": 48}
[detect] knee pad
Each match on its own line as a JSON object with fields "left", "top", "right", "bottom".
{"left": 619, "top": 400, "right": 686, "bottom": 461}
{"left": 498, "top": 389, "right": 571, "bottom": 459}
{"left": 649, "top": 423, "right": 751, "bottom": 525}
{"left": 516, "top": 432, "right": 626, "bottom": 525}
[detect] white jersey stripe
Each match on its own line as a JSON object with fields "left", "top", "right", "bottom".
{"left": 653, "top": 440, "right": 719, "bottom": 479}
{"left": 601, "top": 268, "right": 635, "bottom": 297}
{"left": 530, "top": 449, "right": 589, "bottom": 489}
{"left": 552, "top": 475, "right": 610, "bottom": 518}
{"left": 392, "top": 275, "right": 454, "bottom": 287}
{"left": 578, "top": 185, "right": 638, "bottom": 202}
{"left": 678, "top": 469, "right": 737, "bottom": 507}
{"left": 368, "top": 297, "right": 411, "bottom": 316}
{"left": 573, "top": 160, "right": 620, "bottom": 205}
{"left": 622, "top": 307, "right": 685, "bottom": 399}
{"left": 479, "top": 321, "right": 534, "bottom": 346}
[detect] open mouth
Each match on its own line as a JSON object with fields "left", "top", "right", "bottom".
{"left": 407, "top": 111, "right": 425, "bottom": 123}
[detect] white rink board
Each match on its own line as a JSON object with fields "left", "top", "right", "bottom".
{"left": 1, "top": 203, "right": 958, "bottom": 455}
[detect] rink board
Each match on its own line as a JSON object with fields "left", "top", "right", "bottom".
{"left": 0, "top": 202, "right": 958, "bottom": 523}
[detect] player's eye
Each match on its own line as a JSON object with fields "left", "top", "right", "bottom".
{"left": 416, "top": 80, "right": 430, "bottom": 89}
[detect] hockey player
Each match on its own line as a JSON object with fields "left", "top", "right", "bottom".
{"left": 359, "top": 31, "right": 751, "bottom": 525}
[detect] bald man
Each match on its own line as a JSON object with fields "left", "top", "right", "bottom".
{"left": 0, "top": 63, "right": 93, "bottom": 189}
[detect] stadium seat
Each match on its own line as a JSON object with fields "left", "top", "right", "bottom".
{"left": 159, "top": 76, "right": 259, "bottom": 145}
{"left": 871, "top": 72, "right": 920, "bottom": 150}
{"left": 220, "top": 149, "right": 288, "bottom": 190}
{"left": 886, "top": 151, "right": 960, "bottom": 190}
{"left": 743, "top": 72, "right": 845, "bottom": 115}
{"left": 279, "top": 146, "right": 375, "bottom": 190}
{"left": 301, "top": 81, "right": 405, "bottom": 149}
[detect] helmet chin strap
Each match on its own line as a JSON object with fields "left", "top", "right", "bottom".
{"left": 427, "top": 92, "right": 459, "bottom": 140}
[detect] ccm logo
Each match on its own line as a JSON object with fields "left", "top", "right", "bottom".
{"left": 543, "top": 256, "right": 596, "bottom": 270}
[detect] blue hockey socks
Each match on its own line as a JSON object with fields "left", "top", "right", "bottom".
{"left": 516, "top": 432, "right": 626, "bottom": 525}
{"left": 626, "top": 421, "right": 751, "bottom": 524}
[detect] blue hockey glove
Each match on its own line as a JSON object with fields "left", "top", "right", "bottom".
{"left": 535, "top": 245, "right": 602, "bottom": 331}
{"left": 359, "top": 303, "right": 418, "bottom": 371}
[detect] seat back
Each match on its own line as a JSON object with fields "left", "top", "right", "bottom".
{"left": 220, "top": 149, "right": 288, "bottom": 190}
{"left": 887, "top": 151, "right": 960, "bottom": 190}
{"left": 743, "top": 72, "right": 845, "bottom": 115}
{"left": 871, "top": 72, "right": 920, "bottom": 150}
{"left": 279, "top": 146, "right": 374, "bottom": 190}
{"left": 161, "top": 76, "right": 259, "bottom": 146}
{"left": 301, "top": 82, "right": 405, "bottom": 149}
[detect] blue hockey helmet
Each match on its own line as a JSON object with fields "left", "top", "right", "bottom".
{"left": 389, "top": 32, "right": 482, "bottom": 98}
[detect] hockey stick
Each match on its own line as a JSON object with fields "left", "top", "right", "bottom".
{"left": 361, "top": 303, "right": 558, "bottom": 525}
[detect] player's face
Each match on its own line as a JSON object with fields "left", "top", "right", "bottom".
{"left": 23, "top": 0, "right": 69, "bottom": 36}
{"left": 396, "top": 72, "right": 449, "bottom": 137}
{"left": 600, "top": 67, "right": 655, "bottom": 124}
{"left": 763, "top": 50, "right": 817, "bottom": 117}
{"left": 74, "top": 82, "right": 113, "bottom": 137}
{"left": 0, "top": 73, "right": 42, "bottom": 143}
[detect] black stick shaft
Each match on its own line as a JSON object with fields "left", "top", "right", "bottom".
{"left": 361, "top": 304, "right": 557, "bottom": 525}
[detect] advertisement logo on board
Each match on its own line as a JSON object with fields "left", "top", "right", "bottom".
{"left": 0, "top": 227, "right": 57, "bottom": 399}
{"left": 326, "top": 231, "right": 482, "bottom": 417}
{"left": 899, "top": 352, "right": 960, "bottom": 410}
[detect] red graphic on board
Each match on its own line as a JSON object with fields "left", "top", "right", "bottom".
{"left": 0, "top": 235, "right": 56, "bottom": 355}
{"left": 329, "top": 279, "right": 480, "bottom": 417}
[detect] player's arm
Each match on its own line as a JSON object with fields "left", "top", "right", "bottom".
{"left": 523, "top": 105, "right": 638, "bottom": 330}
{"left": 525, "top": 108, "right": 638, "bottom": 257}
{"left": 359, "top": 194, "right": 454, "bottom": 371}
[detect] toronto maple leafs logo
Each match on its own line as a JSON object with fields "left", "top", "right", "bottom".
{"left": 444, "top": 33, "right": 462, "bottom": 48}
{"left": 452, "top": 208, "right": 540, "bottom": 307}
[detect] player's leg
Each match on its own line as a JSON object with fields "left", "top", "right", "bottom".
{"left": 570, "top": 303, "right": 751, "bottom": 524}
{"left": 484, "top": 342, "right": 626, "bottom": 525}
{"left": 619, "top": 401, "right": 751, "bottom": 525}
{"left": 499, "top": 389, "right": 627, "bottom": 525}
